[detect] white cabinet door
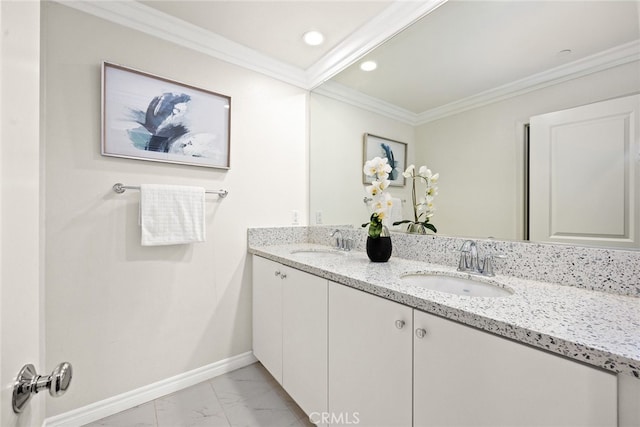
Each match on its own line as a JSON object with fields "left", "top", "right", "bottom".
{"left": 283, "top": 267, "right": 328, "bottom": 418}
{"left": 252, "top": 256, "right": 283, "bottom": 384}
{"left": 413, "top": 310, "right": 617, "bottom": 427}
{"left": 328, "top": 282, "right": 412, "bottom": 427}
{"left": 529, "top": 94, "right": 640, "bottom": 249}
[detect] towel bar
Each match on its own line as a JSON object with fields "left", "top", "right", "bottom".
{"left": 363, "top": 196, "right": 405, "bottom": 204}
{"left": 112, "top": 183, "right": 228, "bottom": 198}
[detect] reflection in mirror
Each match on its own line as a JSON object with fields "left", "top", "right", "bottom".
{"left": 310, "top": 0, "right": 640, "bottom": 249}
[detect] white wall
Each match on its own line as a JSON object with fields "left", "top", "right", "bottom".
{"left": 310, "top": 93, "right": 414, "bottom": 228}
{"left": 415, "top": 61, "right": 640, "bottom": 240}
{"left": 43, "top": 3, "right": 308, "bottom": 416}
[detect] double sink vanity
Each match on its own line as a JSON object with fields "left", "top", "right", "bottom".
{"left": 248, "top": 226, "right": 640, "bottom": 426}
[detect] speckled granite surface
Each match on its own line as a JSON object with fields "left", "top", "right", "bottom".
{"left": 250, "top": 226, "right": 640, "bottom": 297}
{"left": 248, "top": 226, "right": 640, "bottom": 378}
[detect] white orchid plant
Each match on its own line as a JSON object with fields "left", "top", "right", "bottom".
{"left": 362, "top": 157, "right": 393, "bottom": 238}
{"left": 393, "top": 164, "right": 439, "bottom": 233}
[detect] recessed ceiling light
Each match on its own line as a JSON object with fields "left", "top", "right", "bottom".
{"left": 303, "top": 30, "right": 324, "bottom": 46}
{"left": 360, "top": 60, "right": 377, "bottom": 72}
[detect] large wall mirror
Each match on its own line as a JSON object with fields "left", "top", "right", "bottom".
{"left": 310, "top": 0, "right": 640, "bottom": 249}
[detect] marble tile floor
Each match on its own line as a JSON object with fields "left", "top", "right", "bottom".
{"left": 83, "top": 362, "right": 315, "bottom": 427}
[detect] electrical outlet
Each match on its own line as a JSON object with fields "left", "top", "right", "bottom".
{"left": 292, "top": 210, "right": 299, "bottom": 225}
{"left": 315, "top": 211, "right": 323, "bottom": 224}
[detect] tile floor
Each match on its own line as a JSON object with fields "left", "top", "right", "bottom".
{"left": 83, "top": 362, "right": 315, "bottom": 427}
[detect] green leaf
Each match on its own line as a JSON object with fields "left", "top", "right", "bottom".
{"left": 422, "top": 222, "right": 437, "bottom": 233}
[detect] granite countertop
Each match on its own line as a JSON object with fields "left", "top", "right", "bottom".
{"left": 249, "top": 243, "right": 640, "bottom": 378}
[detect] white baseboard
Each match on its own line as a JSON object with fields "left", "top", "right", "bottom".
{"left": 43, "top": 351, "right": 258, "bottom": 427}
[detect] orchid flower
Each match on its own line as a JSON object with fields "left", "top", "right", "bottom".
{"left": 362, "top": 157, "right": 394, "bottom": 238}
{"left": 392, "top": 163, "right": 440, "bottom": 234}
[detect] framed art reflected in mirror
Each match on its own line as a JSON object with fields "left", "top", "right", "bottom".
{"left": 363, "top": 133, "right": 406, "bottom": 187}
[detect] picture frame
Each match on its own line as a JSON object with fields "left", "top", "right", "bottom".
{"left": 363, "top": 133, "right": 407, "bottom": 187}
{"left": 101, "top": 61, "right": 231, "bottom": 169}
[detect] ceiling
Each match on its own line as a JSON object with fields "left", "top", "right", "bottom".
{"left": 140, "top": 0, "right": 394, "bottom": 70}
{"left": 332, "top": 0, "right": 640, "bottom": 114}
{"left": 63, "top": 0, "right": 640, "bottom": 120}
{"left": 66, "top": 0, "right": 440, "bottom": 88}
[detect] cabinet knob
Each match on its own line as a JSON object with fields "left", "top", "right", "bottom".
{"left": 395, "top": 320, "right": 405, "bottom": 329}
{"left": 415, "top": 328, "right": 427, "bottom": 339}
{"left": 274, "top": 271, "right": 281, "bottom": 277}
{"left": 280, "top": 273, "right": 287, "bottom": 279}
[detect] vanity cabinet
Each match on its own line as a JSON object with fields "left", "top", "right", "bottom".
{"left": 252, "top": 256, "right": 328, "bottom": 417}
{"left": 414, "top": 310, "right": 617, "bottom": 426}
{"left": 328, "top": 282, "right": 413, "bottom": 426}
{"left": 253, "top": 255, "right": 619, "bottom": 426}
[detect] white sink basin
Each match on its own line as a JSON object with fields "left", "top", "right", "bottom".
{"left": 400, "top": 273, "right": 513, "bottom": 297}
{"left": 290, "top": 248, "right": 348, "bottom": 258}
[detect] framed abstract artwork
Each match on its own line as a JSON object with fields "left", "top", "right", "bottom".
{"left": 363, "top": 133, "right": 407, "bottom": 187}
{"left": 102, "top": 62, "right": 231, "bottom": 169}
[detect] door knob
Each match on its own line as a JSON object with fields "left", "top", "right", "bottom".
{"left": 13, "top": 362, "right": 73, "bottom": 413}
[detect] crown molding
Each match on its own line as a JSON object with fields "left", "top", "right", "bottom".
{"left": 316, "top": 39, "right": 640, "bottom": 126}
{"left": 304, "top": 0, "right": 448, "bottom": 89}
{"left": 53, "top": 0, "right": 446, "bottom": 91}
{"left": 314, "top": 81, "right": 418, "bottom": 125}
{"left": 414, "top": 39, "right": 640, "bottom": 125}
{"left": 55, "top": 0, "right": 309, "bottom": 88}
{"left": 50, "top": 0, "right": 639, "bottom": 121}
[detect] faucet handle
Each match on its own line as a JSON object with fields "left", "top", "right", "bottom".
{"left": 457, "top": 248, "right": 469, "bottom": 271}
{"left": 482, "top": 253, "right": 506, "bottom": 276}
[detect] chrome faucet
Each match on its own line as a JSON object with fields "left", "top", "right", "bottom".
{"left": 458, "top": 240, "right": 478, "bottom": 272}
{"left": 457, "top": 240, "right": 504, "bottom": 277}
{"left": 330, "top": 229, "right": 353, "bottom": 251}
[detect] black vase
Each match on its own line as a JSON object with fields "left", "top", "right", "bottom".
{"left": 366, "top": 226, "right": 392, "bottom": 262}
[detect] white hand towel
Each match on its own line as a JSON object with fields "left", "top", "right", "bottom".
{"left": 139, "top": 184, "right": 206, "bottom": 246}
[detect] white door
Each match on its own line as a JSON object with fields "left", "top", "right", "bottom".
{"left": 0, "top": 2, "right": 44, "bottom": 426}
{"left": 328, "top": 282, "right": 412, "bottom": 427}
{"left": 529, "top": 94, "right": 640, "bottom": 248}
{"left": 413, "top": 310, "right": 617, "bottom": 427}
{"left": 282, "top": 268, "right": 327, "bottom": 419}
{"left": 252, "top": 256, "right": 284, "bottom": 384}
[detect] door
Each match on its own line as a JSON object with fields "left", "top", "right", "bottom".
{"left": 328, "top": 282, "right": 412, "bottom": 427}
{"left": 0, "top": 1, "right": 43, "bottom": 425}
{"left": 413, "top": 310, "right": 617, "bottom": 427}
{"left": 529, "top": 94, "right": 640, "bottom": 248}
{"left": 252, "top": 256, "right": 284, "bottom": 383}
{"left": 282, "top": 268, "right": 327, "bottom": 419}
